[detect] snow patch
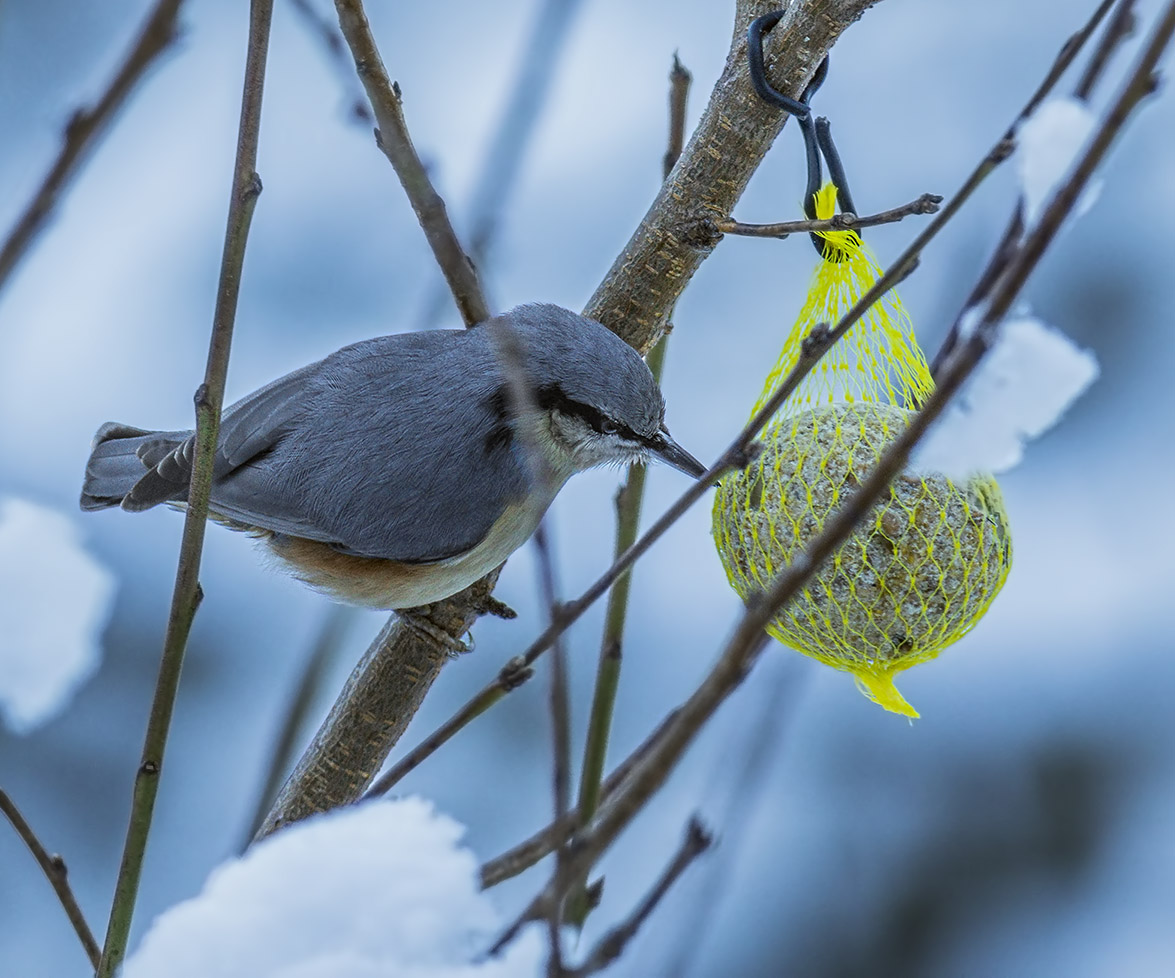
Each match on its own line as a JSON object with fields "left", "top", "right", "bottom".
{"left": 122, "top": 798, "right": 544, "bottom": 978}
{"left": 0, "top": 496, "right": 115, "bottom": 733}
{"left": 1016, "top": 96, "right": 1101, "bottom": 226}
{"left": 911, "top": 317, "right": 1099, "bottom": 479}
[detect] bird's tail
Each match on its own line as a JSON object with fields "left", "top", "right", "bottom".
{"left": 80, "top": 422, "right": 192, "bottom": 512}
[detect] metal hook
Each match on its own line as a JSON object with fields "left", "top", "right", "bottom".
{"left": 747, "top": 12, "right": 857, "bottom": 260}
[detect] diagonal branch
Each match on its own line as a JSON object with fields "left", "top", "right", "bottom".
{"left": 1, "top": 787, "right": 100, "bottom": 969}
{"left": 0, "top": 0, "right": 185, "bottom": 295}
{"left": 332, "top": 0, "right": 489, "bottom": 327}
{"left": 97, "top": 1, "right": 274, "bottom": 973}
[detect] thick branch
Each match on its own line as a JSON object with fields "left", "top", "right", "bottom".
{"left": 583, "top": 0, "right": 879, "bottom": 352}
{"left": 0, "top": 0, "right": 184, "bottom": 295}
{"left": 255, "top": 571, "right": 501, "bottom": 838}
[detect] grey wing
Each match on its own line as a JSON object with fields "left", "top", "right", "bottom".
{"left": 206, "top": 334, "right": 534, "bottom": 563}
{"left": 119, "top": 360, "right": 322, "bottom": 514}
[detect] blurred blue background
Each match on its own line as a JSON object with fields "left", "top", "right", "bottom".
{"left": 2, "top": 0, "right": 1173, "bottom": 975}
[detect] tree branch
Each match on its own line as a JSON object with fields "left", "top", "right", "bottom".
{"left": 582, "top": 0, "right": 882, "bottom": 352}
{"left": 0, "top": 0, "right": 184, "bottom": 295}
{"left": 97, "top": 2, "right": 273, "bottom": 973}
{"left": 255, "top": 571, "right": 502, "bottom": 838}
{"left": 712, "top": 192, "right": 942, "bottom": 239}
{"left": 332, "top": 0, "right": 489, "bottom": 327}
{"left": 1, "top": 787, "right": 100, "bottom": 969}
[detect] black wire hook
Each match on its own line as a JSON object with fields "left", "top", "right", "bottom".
{"left": 747, "top": 12, "right": 858, "bottom": 259}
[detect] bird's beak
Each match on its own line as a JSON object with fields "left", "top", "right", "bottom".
{"left": 648, "top": 425, "right": 707, "bottom": 479}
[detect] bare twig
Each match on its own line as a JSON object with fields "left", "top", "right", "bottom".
{"left": 0, "top": 0, "right": 184, "bottom": 294}
{"left": 332, "top": 0, "right": 489, "bottom": 327}
{"left": 288, "top": 0, "right": 373, "bottom": 123}
{"left": 96, "top": 3, "right": 273, "bottom": 973}
{"left": 1020, "top": 0, "right": 1118, "bottom": 123}
{"left": 496, "top": 4, "right": 1175, "bottom": 943}
{"left": 241, "top": 604, "right": 353, "bottom": 847}
{"left": 712, "top": 192, "right": 942, "bottom": 239}
{"left": 1, "top": 787, "right": 100, "bottom": 969}
{"left": 568, "top": 817, "right": 712, "bottom": 977}
{"left": 535, "top": 523, "right": 572, "bottom": 824}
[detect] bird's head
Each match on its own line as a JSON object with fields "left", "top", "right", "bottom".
{"left": 488, "top": 304, "right": 706, "bottom": 481}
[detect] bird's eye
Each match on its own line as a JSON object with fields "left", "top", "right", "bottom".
{"left": 599, "top": 419, "right": 619, "bottom": 436}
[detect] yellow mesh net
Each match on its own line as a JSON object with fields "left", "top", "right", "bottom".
{"left": 712, "top": 184, "right": 1013, "bottom": 717}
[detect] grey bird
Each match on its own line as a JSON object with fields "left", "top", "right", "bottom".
{"left": 80, "top": 303, "right": 705, "bottom": 609}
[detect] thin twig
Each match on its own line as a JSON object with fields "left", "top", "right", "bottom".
{"left": 288, "top": 0, "right": 373, "bottom": 123}
{"left": 568, "top": 817, "right": 712, "bottom": 977}
{"left": 332, "top": 0, "right": 489, "bottom": 326}
{"left": 712, "top": 192, "right": 942, "bottom": 239}
{"left": 241, "top": 604, "right": 353, "bottom": 848}
{"left": 535, "top": 522, "right": 572, "bottom": 823}
{"left": 0, "top": 0, "right": 184, "bottom": 294}
{"left": 364, "top": 0, "right": 1127, "bottom": 794}
{"left": 567, "top": 53, "right": 693, "bottom": 930}
{"left": 1, "top": 787, "right": 101, "bottom": 969}
{"left": 1075, "top": 0, "right": 1138, "bottom": 99}
{"left": 96, "top": 2, "right": 274, "bottom": 973}
{"left": 494, "top": 5, "right": 1175, "bottom": 945}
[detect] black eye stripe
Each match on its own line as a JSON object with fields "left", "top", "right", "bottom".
{"left": 485, "top": 382, "right": 651, "bottom": 445}
{"left": 535, "top": 384, "right": 649, "bottom": 444}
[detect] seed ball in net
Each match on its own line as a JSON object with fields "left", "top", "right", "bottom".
{"left": 712, "top": 402, "right": 1012, "bottom": 715}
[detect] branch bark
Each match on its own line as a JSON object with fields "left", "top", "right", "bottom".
{"left": 256, "top": 571, "right": 501, "bottom": 837}
{"left": 258, "top": 0, "right": 881, "bottom": 836}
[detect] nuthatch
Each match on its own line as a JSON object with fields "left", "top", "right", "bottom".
{"left": 80, "top": 304, "right": 705, "bottom": 609}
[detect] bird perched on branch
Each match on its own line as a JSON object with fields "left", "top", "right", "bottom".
{"left": 81, "top": 303, "right": 704, "bottom": 609}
